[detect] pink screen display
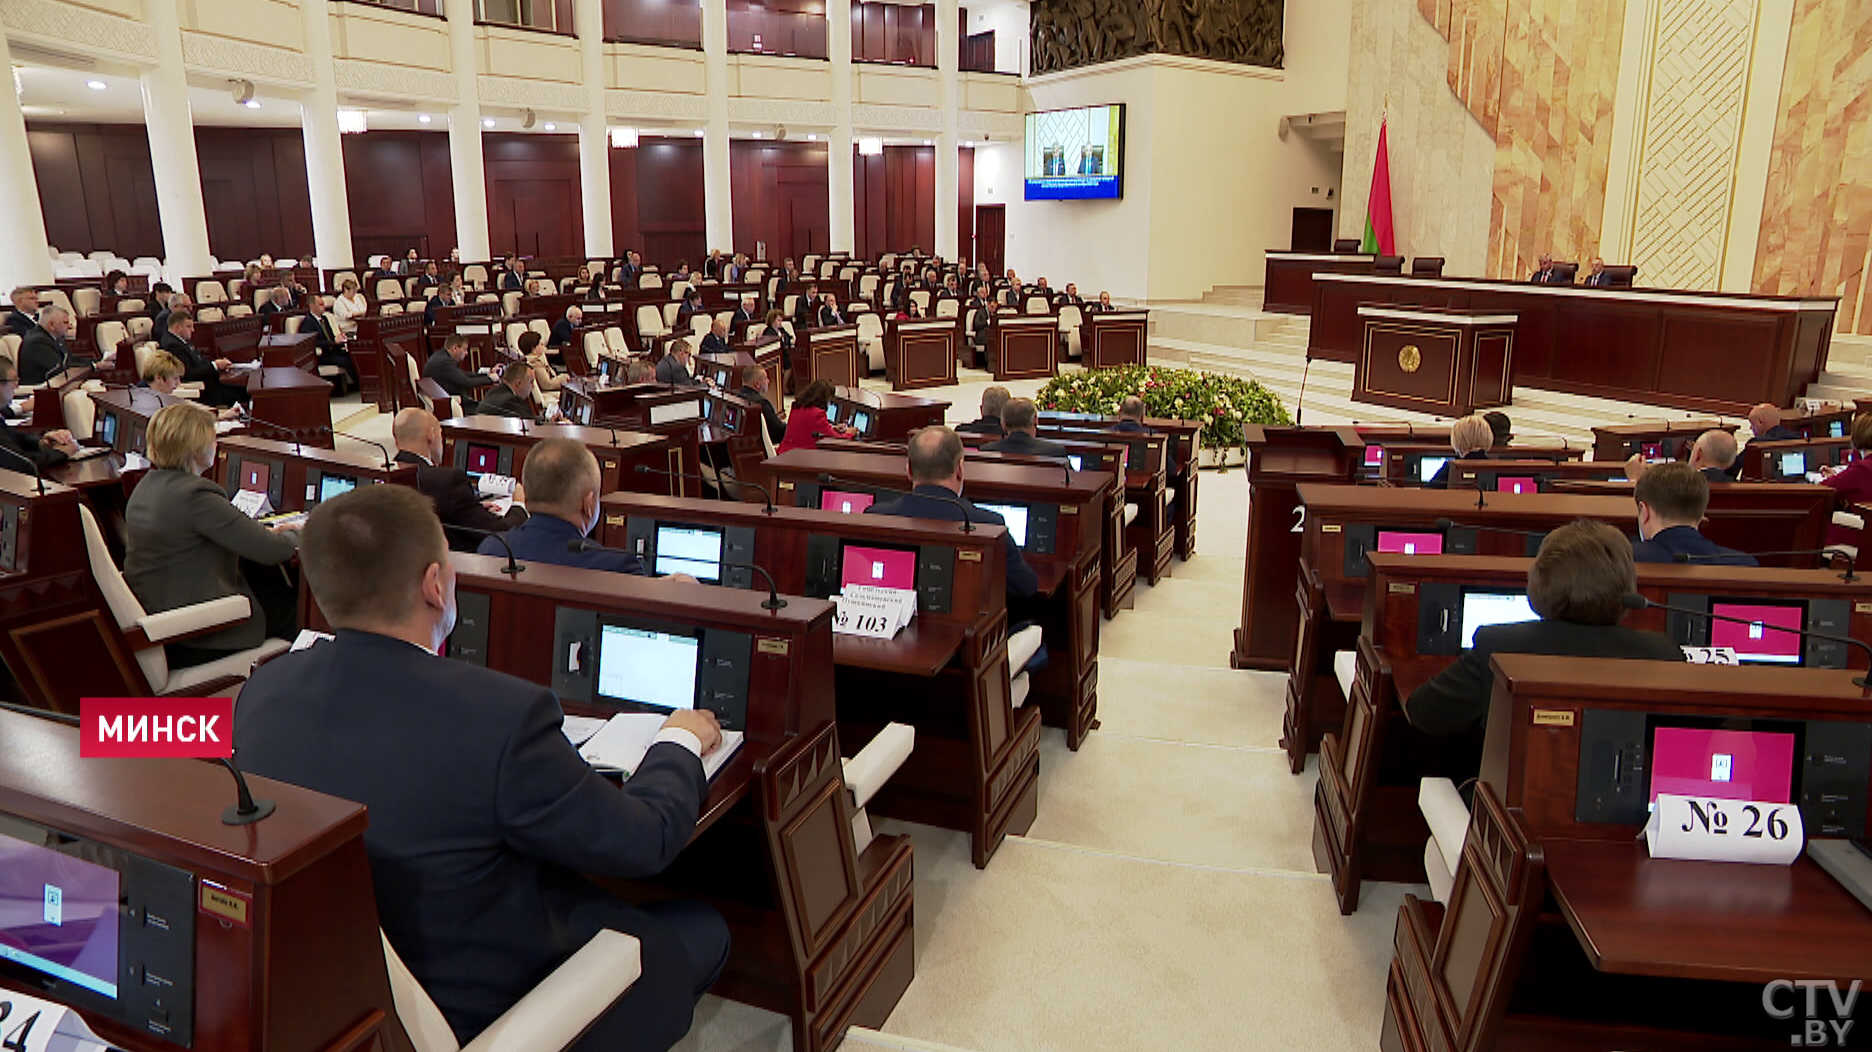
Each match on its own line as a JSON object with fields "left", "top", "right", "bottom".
{"left": 1376, "top": 531, "right": 1444, "bottom": 556}
{"left": 240, "top": 462, "right": 271, "bottom": 493}
{"left": 1709, "top": 603, "right": 1803, "bottom": 663}
{"left": 1649, "top": 726, "right": 1795, "bottom": 803}
{"left": 1496, "top": 476, "right": 1537, "bottom": 495}
{"left": 821, "top": 490, "right": 875, "bottom": 514}
{"left": 1363, "top": 445, "right": 1384, "bottom": 468}
{"left": 840, "top": 546, "right": 917, "bottom": 591}
{"left": 466, "top": 444, "right": 501, "bottom": 474}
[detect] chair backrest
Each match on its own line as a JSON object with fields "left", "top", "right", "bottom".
{"left": 380, "top": 933, "right": 461, "bottom": 1052}
{"left": 1058, "top": 305, "right": 1082, "bottom": 330}
{"left": 62, "top": 385, "right": 95, "bottom": 440}
{"left": 859, "top": 274, "right": 880, "bottom": 297}
{"left": 1024, "top": 295, "right": 1050, "bottom": 314}
{"left": 636, "top": 304, "right": 664, "bottom": 337}
{"left": 72, "top": 287, "right": 101, "bottom": 317}
{"left": 1334, "top": 238, "right": 1362, "bottom": 252}
{"left": 133, "top": 340, "right": 157, "bottom": 376}
{"left": 527, "top": 318, "right": 551, "bottom": 341}
{"left": 670, "top": 280, "right": 690, "bottom": 301}
{"left": 76, "top": 504, "right": 164, "bottom": 692}
{"left": 381, "top": 302, "right": 404, "bottom": 315}
{"left": 376, "top": 277, "right": 403, "bottom": 301}
{"left": 910, "top": 290, "right": 933, "bottom": 312}
{"left": 463, "top": 264, "right": 489, "bottom": 289}
{"left": 1551, "top": 261, "right": 1580, "bottom": 282}
{"left": 856, "top": 313, "right": 883, "bottom": 341}
{"left": 818, "top": 260, "right": 838, "bottom": 278}
{"left": 582, "top": 331, "right": 606, "bottom": 371}
{"left": 1604, "top": 265, "right": 1638, "bottom": 287}
{"left": 193, "top": 280, "right": 226, "bottom": 304}
{"left": 640, "top": 273, "right": 662, "bottom": 289}
{"left": 505, "top": 322, "right": 528, "bottom": 347}
{"left": 661, "top": 302, "right": 682, "bottom": 326}
{"left": 226, "top": 305, "right": 253, "bottom": 318}
{"left": 118, "top": 298, "right": 145, "bottom": 313}
{"left": 1374, "top": 256, "right": 1405, "bottom": 274}
{"left": 127, "top": 316, "right": 152, "bottom": 341}
{"left": 95, "top": 321, "right": 128, "bottom": 358}
{"left": 802, "top": 254, "right": 821, "bottom": 273}
{"left": 783, "top": 294, "right": 800, "bottom": 317}
{"left": 1410, "top": 257, "right": 1446, "bottom": 277}
{"left": 283, "top": 315, "right": 303, "bottom": 334}
{"left": 502, "top": 291, "right": 523, "bottom": 316}
{"left": 690, "top": 315, "right": 711, "bottom": 338}
{"left": 196, "top": 307, "right": 224, "bottom": 324}
{"left": 604, "top": 326, "right": 627, "bottom": 354}
{"left": 745, "top": 323, "right": 767, "bottom": 342}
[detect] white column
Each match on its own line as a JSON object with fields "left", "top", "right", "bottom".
{"left": 934, "top": 0, "right": 960, "bottom": 259}
{"left": 299, "top": 0, "right": 355, "bottom": 270}
{"left": 827, "top": 0, "right": 855, "bottom": 253}
{"left": 443, "top": 0, "right": 491, "bottom": 260}
{"left": 574, "top": 0, "right": 613, "bottom": 259}
{"left": 702, "top": 0, "right": 734, "bottom": 252}
{"left": 141, "top": 0, "right": 213, "bottom": 277}
{"left": 0, "top": 30, "right": 53, "bottom": 289}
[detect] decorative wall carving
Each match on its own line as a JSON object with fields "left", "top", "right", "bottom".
{"left": 607, "top": 88, "right": 710, "bottom": 121}
{"left": 478, "top": 74, "right": 587, "bottom": 112}
{"left": 0, "top": 0, "right": 155, "bottom": 60}
{"left": 180, "top": 30, "right": 314, "bottom": 85}
{"left": 333, "top": 59, "right": 459, "bottom": 102}
{"left": 850, "top": 103, "right": 943, "bottom": 132}
{"left": 728, "top": 97, "right": 837, "bottom": 126}
{"left": 960, "top": 110, "right": 1024, "bottom": 140}
{"left": 1029, "top": 0, "right": 1282, "bottom": 75}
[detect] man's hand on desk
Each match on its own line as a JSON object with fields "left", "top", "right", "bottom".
{"left": 214, "top": 357, "right": 233, "bottom": 371}
{"left": 1624, "top": 454, "right": 1650, "bottom": 482}
{"left": 664, "top": 709, "right": 723, "bottom": 756}
{"left": 663, "top": 572, "right": 699, "bottom": 584}
{"left": 44, "top": 430, "right": 78, "bottom": 455}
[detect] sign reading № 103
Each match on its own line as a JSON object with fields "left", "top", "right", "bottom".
{"left": 80, "top": 697, "right": 234, "bottom": 759}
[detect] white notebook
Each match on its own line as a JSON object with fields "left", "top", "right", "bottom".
{"left": 578, "top": 711, "right": 744, "bottom": 781}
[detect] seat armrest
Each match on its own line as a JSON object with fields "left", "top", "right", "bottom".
{"left": 464, "top": 930, "right": 641, "bottom": 1052}
{"left": 843, "top": 722, "right": 914, "bottom": 810}
{"left": 137, "top": 595, "right": 252, "bottom": 644}
{"left": 1418, "top": 778, "right": 1469, "bottom": 878}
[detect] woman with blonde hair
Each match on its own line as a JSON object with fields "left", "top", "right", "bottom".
{"left": 331, "top": 277, "right": 369, "bottom": 337}
{"left": 1426, "top": 413, "right": 1496, "bottom": 490}
{"left": 140, "top": 351, "right": 243, "bottom": 421}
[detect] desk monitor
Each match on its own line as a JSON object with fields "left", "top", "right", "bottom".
{"left": 1707, "top": 601, "right": 1804, "bottom": 664}
{"left": 1416, "top": 456, "right": 1449, "bottom": 484}
{"left": 1343, "top": 522, "right": 1473, "bottom": 578}
{"left": 1650, "top": 725, "right": 1796, "bottom": 804}
{"left": 1638, "top": 440, "right": 1667, "bottom": 461}
{"left": 648, "top": 399, "right": 700, "bottom": 426}
{"left": 310, "top": 471, "right": 359, "bottom": 506}
{"left": 1461, "top": 590, "right": 1537, "bottom": 648}
{"left": 1663, "top": 594, "right": 1850, "bottom": 668}
{"left": 1778, "top": 450, "right": 1807, "bottom": 479}
{"left": 224, "top": 453, "right": 286, "bottom": 511}
{"left": 1416, "top": 584, "right": 1537, "bottom": 654}
{"left": 652, "top": 523, "right": 724, "bottom": 582}
{"left": 803, "top": 534, "right": 956, "bottom": 613}
{"left": 1832, "top": 420, "right": 1847, "bottom": 438}
{"left": 825, "top": 403, "right": 842, "bottom": 424}
{"left": 1843, "top": 448, "right": 1867, "bottom": 466}
{"left": 850, "top": 409, "right": 872, "bottom": 435}
{"left": 1067, "top": 454, "right": 1083, "bottom": 471}
{"left": 553, "top": 610, "right": 752, "bottom": 729}
{"left": 1376, "top": 530, "right": 1443, "bottom": 556}
{"left": 1362, "top": 445, "right": 1384, "bottom": 472}
{"left": 595, "top": 621, "right": 701, "bottom": 712}
{"left": 570, "top": 399, "right": 593, "bottom": 425}
{"left": 841, "top": 542, "right": 918, "bottom": 591}
{"left": 821, "top": 490, "right": 875, "bottom": 514}
{"left": 1496, "top": 476, "right": 1538, "bottom": 495}
{"left": 94, "top": 410, "right": 119, "bottom": 450}
{"left": 973, "top": 500, "right": 1030, "bottom": 547}
{"left": 462, "top": 441, "right": 504, "bottom": 477}
{"left": 0, "top": 818, "right": 196, "bottom": 1042}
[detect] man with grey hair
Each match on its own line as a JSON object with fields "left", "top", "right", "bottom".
{"left": 958, "top": 385, "right": 1010, "bottom": 437}
{"left": 549, "top": 305, "right": 583, "bottom": 348}
{"left": 1113, "top": 396, "right": 1150, "bottom": 434}
{"left": 1689, "top": 428, "right": 1741, "bottom": 483}
{"left": 19, "top": 303, "right": 108, "bottom": 385}
{"left": 984, "top": 398, "right": 1069, "bottom": 460}
{"left": 4, "top": 287, "right": 37, "bottom": 337}
{"left": 867, "top": 425, "right": 1037, "bottom": 599}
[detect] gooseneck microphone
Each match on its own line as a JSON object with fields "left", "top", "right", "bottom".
{"left": 817, "top": 472, "right": 976, "bottom": 532}
{"left": 1475, "top": 479, "right": 1487, "bottom": 510}
{"left": 724, "top": 561, "right": 787, "bottom": 610}
{"left": 0, "top": 444, "right": 47, "bottom": 495}
{"left": 1619, "top": 592, "right": 1872, "bottom": 694}
{"left": 332, "top": 428, "right": 393, "bottom": 470}
{"left": 1432, "top": 517, "right": 1549, "bottom": 540}
{"left": 447, "top": 523, "right": 527, "bottom": 577}
{"left": 1671, "top": 547, "right": 1859, "bottom": 583}
{"left": 633, "top": 462, "right": 775, "bottom": 514}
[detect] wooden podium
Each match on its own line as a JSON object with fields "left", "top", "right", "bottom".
{"left": 989, "top": 315, "right": 1060, "bottom": 381}
{"left": 795, "top": 323, "right": 861, "bottom": 390}
{"left": 883, "top": 317, "right": 960, "bottom": 390}
{"left": 1082, "top": 311, "right": 1149, "bottom": 369}
{"left": 1353, "top": 307, "right": 1514, "bottom": 417}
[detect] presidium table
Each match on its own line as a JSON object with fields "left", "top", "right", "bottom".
{"left": 1352, "top": 306, "right": 1514, "bottom": 418}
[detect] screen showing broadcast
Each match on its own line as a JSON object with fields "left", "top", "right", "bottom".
{"left": 1649, "top": 726, "right": 1795, "bottom": 804}
{"left": 1025, "top": 105, "right": 1125, "bottom": 200}
{"left": 653, "top": 524, "right": 723, "bottom": 582}
{"left": 1709, "top": 601, "right": 1804, "bottom": 664}
{"left": 1461, "top": 591, "right": 1537, "bottom": 648}
{"left": 840, "top": 544, "right": 918, "bottom": 592}
{"left": 973, "top": 501, "right": 1030, "bottom": 547}
{"left": 464, "top": 443, "right": 501, "bottom": 477}
{"left": 0, "top": 831, "right": 121, "bottom": 999}
{"left": 595, "top": 623, "right": 699, "bottom": 712}
{"left": 821, "top": 490, "right": 875, "bottom": 515}
{"left": 1376, "top": 530, "right": 1443, "bottom": 556}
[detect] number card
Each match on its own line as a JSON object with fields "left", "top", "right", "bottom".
{"left": 832, "top": 586, "right": 916, "bottom": 639}
{"left": 1681, "top": 646, "right": 1740, "bottom": 665}
{"left": 1643, "top": 793, "right": 1804, "bottom": 865}
{"left": 230, "top": 488, "right": 272, "bottom": 519}
{"left": 0, "top": 987, "right": 105, "bottom": 1052}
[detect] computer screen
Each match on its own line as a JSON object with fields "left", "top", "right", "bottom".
{"left": 1024, "top": 103, "right": 1125, "bottom": 200}
{"left": 1779, "top": 451, "right": 1806, "bottom": 477}
{"left": 1416, "top": 457, "right": 1449, "bottom": 484}
{"left": 0, "top": 831, "right": 121, "bottom": 998}
{"left": 465, "top": 443, "right": 501, "bottom": 476}
{"left": 1640, "top": 441, "right": 1666, "bottom": 461}
{"left": 1496, "top": 476, "right": 1537, "bottom": 495}
{"left": 1068, "top": 454, "right": 1083, "bottom": 471}
{"left": 1649, "top": 726, "right": 1795, "bottom": 803}
{"left": 1832, "top": 420, "right": 1847, "bottom": 438}
{"left": 594, "top": 623, "right": 699, "bottom": 711}
{"left": 95, "top": 411, "right": 118, "bottom": 448}
{"left": 239, "top": 461, "right": 272, "bottom": 494}
{"left": 840, "top": 544, "right": 918, "bottom": 591}
{"left": 1376, "top": 530, "right": 1443, "bottom": 556}
{"left": 1708, "top": 602, "right": 1804, "bottom": 664}
{"left": 648, "top": 400, "right": 700, "bottom": 426}
{"left": 825, "top": 403, "right": 842, "bottom": 424}
{"left": 1363, "top": 445, "right": 1384, "bottom": 469}
{"left": 653, "top": 524, "right": 723, "bottom": 581}
{"left": 852, "top": 410, "right": 872, "bottom": 433}
{"left": 1460, "top": 591, "right": 1537, "bottom": 648}
{"left": 974, "top": 502, "right": 1030, "bottom": 546}
{"left": 318, "top": 474, "right": 358, "bottom": 504}
{"left": 820, "top": 490, "right": 875, "bottom": 514}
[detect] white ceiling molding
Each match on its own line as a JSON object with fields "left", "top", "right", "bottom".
{"left": 181, "top": 32, "right": 314, "bottom": 86}
{"left": 478, "top": 74, "right": 585, "bottom": 112}
{"left": 0, "top": 0, "right": 155, "bottom": 61}
{"left": 334, "top": 59, "right": 459, "bottom": 103}
{"left": 607, "top": 88, "right": 709, "bottom": 121}
{"left": 727, "top": 97, "right": 834, "bottom": 126}
{"left": 850, "top": 103, "right": 942, "bottom": 133}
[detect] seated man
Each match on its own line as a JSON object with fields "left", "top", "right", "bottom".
{"left": 1584, "top": 256, "right": 1613, "bottom": 287}
{"left": 1748, "top": 402, "right": 1801, "bottom": 443}
{"left": 1631, "top": 461, "right": 1757, "bottom": 566}
{"left": 737, "top": 366, "right": 785, "bottom": 445}
{"left": 549, "top": 305, "right": 583, "bottom": 348}
{"left": 656, "top": 340, "right": 702, "bottom": 387}
{"left": 391, "top": 407, "right": 527, "bottom": 550}
{"left": 1086, "top": 291, "right": 1115, "bottom": 314}
{"left": 258, "top": 285, "right": 297, "bottom": 316}
{"left": 1688, "top": 428, "right": 1742, "bottom": 482}
{"left": 732, "top": 295, "right": 757, "bottom": 325}
{"left": 984, "top": 398, "right": 1069, "bottom": 460}
{"left": 236, "top": 485, "right": 727, "bottom": 1052}
{"left": 1060, "top": 283, "right": 1084, "bottom": 307}
{"left": 1405, "top": 519, "right": 1683, "bottom": 742}
{"left": 815, "top": 294, "right": 845, "bottom": 328}
{"left": 699, "top": 317, "right": 731, "bottom": 357}
{"left": 423, "top": 282, "right": 459, "bottom": 326}
{"left": 424, "top": 334, "right": 496, "bottom": 412}
{"left": 158, "top": 310, "right": 246, "bottom": 408}
{"left": 967, "top": 287, "right": 996, "bottom": 362}
{"left": 479, "top": 437, "right": 646, "bottom": 574}
{"left": 4, "top": 287, "right": 36, "bottom": 337}
{"left": 476, "top": 361, "right": 545, "bottom": 421}
{"left": 302, "top": 295, "right": 359, "bottom": 386}
{"left": 18, "top": 304, "right": 88, "bottom": 385}
{"left": 1112, "top": 396, "right": 1150, "bottom": 434}
{"left": 0, "top": 360, "right": 78, "bottom": 469}
{"left": 868, "top": 426, "right": 1037, "bottom": 600}
{"left": 957, "top": 386, "right": 1010, "bottom": 437}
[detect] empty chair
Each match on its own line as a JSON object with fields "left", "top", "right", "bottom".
{"left": 117, "top": 297, "right": 145, "bottom": 313}
{"left": 669, "top": 280, "right": 690, "bottom": 301}
{"left": 474, "top": 293, "right": 498, "bottom": 304}
{"left": 839, "top": 265, "right": 859, "bottom": 283}
{"left": 1057, "top": 304, "right": 1083, "bottom": 357}
{"left": 133, "top": 256, "right": 161, "bottom": 269}
{"left": 782, "top": 294, "right": 800, "bottom": 318}
{"left": 743, "top": 267, "right": 765, "bottom": 286}
{"left": 766, "top": 276, "right": 781, "bottom": 300}
{"left": 253, "top": 287, "right": 273, "bottom": 311}
{"left": 527, "top": 318, "right": 551, "bottom": 340}
{"left": 879, "top": 253, "right": 897, "bottom": 271}
{"left": 580, "top": 331, "right": 606, "bottom": 373}
{"left": 462, "top": 264, "right": 489, "bottom": 289}
{"left": 1373, "top": 256, "right": 1405, "bottom": 274}
{"left": 660, "top": 302, "right": 682, "bottom": 328}
{"left": 1023, "top": 295, "right": 1050, "bottom": 314}
{"left": 381, "top": 302, "right": 404, "bottom": 315}
{"left": 94, "top": 320, "right": 129, "bottom": 358}
{"left": 61, "top": 385, "right": 96, "bottom": 440}
{"left": 127, "top": 316, "right": 153, "bottom": 341}
{"left": 1549, "top": 261, "right": 1580, "bottom": 284}
{"left": 88, "top": 250, "right": 115, "bottom": 263}
{"left": 73, "top": 259, "right": 103, "bottom": 277}
{"left": 196, "top": 307, "right": 225, "bottom": 323}
{"left": 639, "top": 272, "right": 662, "bottom": 290}
{"left": 195, "top": 280, "right": 228, "bottom": 304}
{"left": 376, "top": 277, "right": 404, "bottom": 301}
{"left": 934, "top": 298, "right": 959, "bottom": 319}
{"left": 636, "top": 304, "right": 669, "bottom": 342}
{"left": 858, "top": 274, "right": 880, "bottom": 300}
{"left": 744, "top": 323, "right": 767, "bottom": 342}
{"left": 1334, "top": 238, "right": 1362, "bottom": 252}
{"left": 856, "top": 312, "right": 884, "bottom": 373}
{"left": 71, "top": 287, "right": 101, "bottom": 317}
{"left": 603, "top": 326, "right": 628, "bottom": 355}
{"left": 502, "top": 291, "right": 523, "bottom": 316}
{"left": 1409, "top": 257, "right": 1446, "bottom": 277}
{"left": 802, "top": 254, "right": 821, "bottom": 274}
{"left": 226, "top": 304, "right": 254, "bottom": 318}
{"left": 818, "top": 260, "right": 838, "bottom": 278}
{"left": 0, "top": 334, "right": 17, "bottom": 365}
{"left": 689, "top": 315, "right": 711, "bottom": 338}
{"left": 1602, "top": 264, "right": 1638, "bottom": 287}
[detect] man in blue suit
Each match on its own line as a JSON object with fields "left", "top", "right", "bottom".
{"left": 1631, "top": 461, "right": 1757, "bottom": 566}
{"left": 867, "top": 426, "right": 1037, "bottom": 599}
{"left": 235, "top": 484, "right": 729, "bottom": 1052}
{"left": 479, "top": 437, "right": 651, "bottom": 575}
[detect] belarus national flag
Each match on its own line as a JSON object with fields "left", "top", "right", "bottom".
{"left": 1361, "top": 119, "right": 1396, "bottom": 256}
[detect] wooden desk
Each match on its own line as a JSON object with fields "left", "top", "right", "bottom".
{"left": 1263, "top": 251, "right": 1377, "bottom": 315}
{"left": 1041, "top": 412, "right": 1204, "bottom": 562}
{"left": 258, "top": 331, "right": 318, "bottom": 372}
{"left": 213, "top": 435, "right": 416, "bottom": 514}
{"left": 1591, "top": 417, "right": 1738, "bottom": 462}
{"left": 192, "top": 313, "right": 266, "bottom": 363}
{"left": 796, "top": 324, "right": 861, "bottom": 389}
{"left": 988, "top": 315, "right": 1060, "bottom": 381}
{"left": 884, "top": 317, "right": 961, "bottom": 390}
{"left": 828, "top": 388, "right": 949, "bottom": 442}
{"left": 1547, "top": 478, "right": 1833, "bottom": 565}
{"left": 353, "top": 313, "right": 428, "bottom": 412}
{"left": 1447, "top": 457, "right": 1629, "bottom": 493}
{"left": 1081, "top": 310, "right": 1148, "bottom": 369}
{"left": 1353, "top": 306, "right": 1515, "bottom": 417}
{"left": 1311, "top": 273, "right": 1837, "bottom": 415}
{"left": 439, "top": 416, "right": 692, "bottom": 496}
{"left": 0, "top": 471, "right": 131, "bottom": 711}
{"left": 1745, "top": 435, "right": 1855, "bottom": 481}
{"left": 230, "top": 367, "right": 333, "bottom": 447}
{"left": 28, "top": 365, "right": 94, "bottom": 430}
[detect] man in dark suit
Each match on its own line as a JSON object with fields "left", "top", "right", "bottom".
{"left": 815, "top": 294, "right": 845, "bottom": 328}
{"left": 1059, "top": 283, "right": 1085, "bottom": 307}
{"left": 499, "top": 256, "right": 527, "bottom": 291}
{"left": 868, "top": 426, "right": 1037, "bottom": 599}
{"left": 476, "top": 362, "right": 545, "bottom": 421}
{"left": 393, "top": 248, "right": 419, "bottom": 275}
{"left": 1631, "top": 462, "right": 1757, "bottom": 566}
{"left": 967, "top": 287, "right": 995, "bottom": 365}
{"left": 792, "top": 284, "right": 821, "bottom": 329}
{"left": 1112, "top": 396, "right": 1150, "bottom": 434}
{"left": 699, "top": 317, "right": 731, "bottom": 358}
{"left": 415, "top": 261, "right": 443, "bottom": 291}
{"left": 549, "top": 306, "right": 583, "bottom": 348}
{"left": 424, "top": 282, "right": 459, "bottom": 326}
{"left": 732, "top": 295, "right": 757, "bottom": 325}
{"left": 738, "top": 366, "right": 784, "bottom": 445}
{"left": 424, "top": 334, "right": 495, "bottom": 411}
{"left": 984, "top": 399, "right": 1070, "bottom": 460}
{"left": 1529, "top": 254, "right": 1571, "bottom": 284}
{"left": 1687, "top": 428, "right": 1742, "bottom": 482}
{"left": 676, "top": 289, "right": 705, "bottom": 328}
{"left": 17, "top": 305, "right": 78, "bottom": 385}
{"left": 0, "top": 360, "right": 77, "bottom": 470}
{"left": 258, "top": 285, "right": 298, "bottom": 316}
{"left": 1583, "top": 257, "right": 1614, "bottom": 287}
{"left": 937, "top": 274, "right": 962, "bottom": 302}
{"left": 656, "top": 340, "right": 702, "bottom": 387}
{"left": 775, "top": 259, "right": 799, "bottom": 295}
{"left": 1748, "top": 403, "right": 1802, "bottom": 443}
{"left": 153, "top": 291, "right": 189, "bottom": 337}
{"left": 957, "top": 386, "right": 1010, "bottom": 437}
{"left": 618, "top": 250, "right": 644, "bottom": 290}
{"left": 4, "top": 287, "right": 37, "bottom": 338}
{"left": 302, "top": 296, "right": 359, "bottom": 387}
{"left": 478, "top": 438, "right": 653, "bottom": 575}
{"left": 1405, "top": 520, "right": 1683, "bottom": 742}
{"left": 236, "top": 485, "right": 726, "bottom": 1052}
{"left": 157, "top": 310, "right": 245, "bottom": 408}
{"left": 391, "top": 407, "right": 527, "bottom": 550}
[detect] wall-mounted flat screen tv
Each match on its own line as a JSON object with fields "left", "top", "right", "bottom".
{"left": 1024, "top": 104, "right": 1125, "bottom": 200}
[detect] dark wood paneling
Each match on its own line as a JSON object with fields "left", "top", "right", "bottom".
{"left": 732, "top": 140, "right": 829, "bottom": 265}
{"left": 483, "top": 132, "right": 582, "bottom": 258}
{"left": 853, "top": 145, "right": 932, "bottom": 259}
{"left": 604, "top": 0, "right": 701, "bottom": 45}
{"left": 853, "top": 2, "right": 934, "bottom": 64}
{"left": 26, "top": 123, "right": 164, "bottom": 259}
{"left": 611, "top": 136, "right": 707, "bottom": 267}
{"left": 342, "top": 130, "right": 457, "bottom": 264}
{"left": 959, "top": 144, "right": 974, "bottom": 261}
{"left": 194, "top": 127, "right": 315, "bottom": 263}
{"left": 727, "top": 0, "right": 828, "bottom": 57}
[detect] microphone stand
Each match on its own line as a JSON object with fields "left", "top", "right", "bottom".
{"left": 332, "top": 428, "right": 393, "bottom": 470}
{"left": 1671, "top": 548, "right": 1860, "bottom": 583}
{"left": 444, "top": 523, "right": 526, "bottom": 577}
{"left": 0, "top": 443, "right": 47, "bottom": 495}
{"left": 633, "top": 462, "right": 776, "bottom": 515}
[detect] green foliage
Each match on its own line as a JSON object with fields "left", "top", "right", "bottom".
{"left": 1035, "top": 365, "right": 1290, "bottom": 451}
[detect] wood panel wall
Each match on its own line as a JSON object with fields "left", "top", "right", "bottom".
{"left": 484, "top": 132, "right": 583, "bottom": 259}
{"left": 730, "top": 140, "right": 830, "bottom": 265}
{"left": 195, "top": 127, "right": 315, "bottom": 263}
{"left": 604, "top": 0, "right": 701, "bottom": 46}
{"left": 853, "top": 2, "right": 935, "bottom": 64}
{"left": 341, "top": 130, "right": 457, "bottom": 263}
{"left": 27, "top": 123, "right": 165, "bottom": 260}
{"left": 611, "top": 137, "right": 708, "bottom": 266}
{"left": 854, "top": 145, "right": 934, "bottom": 259}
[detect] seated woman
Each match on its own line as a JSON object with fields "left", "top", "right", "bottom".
{"left": 331, "top": 278, "right": 369, "bottom": 338}
{"left": 104, "top": 270, "right": 130, "bottom": 298}
{"left": 762, "top": 307, "right": 795, "bottom": 376}
{"left": 514, "top": 330, "right": 566, "bottom": 392}
{"left": 776, "top": 380, "right": 855, "bottom": 454}
{"left": 141, "top": 351, "right": 243, "bottom": 421}
{"left": 1425, "top": 413, "right": 1494, "bottom": 490}
{"left": 1820, "top": 412, "right": 1872, "bottom": 546}
{"left": 123, "top": 404, "right": 301, "bottom": 669}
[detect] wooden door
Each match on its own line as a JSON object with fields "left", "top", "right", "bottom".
{"left": 1291, "top": 207, "right": 1335, "bottom": 252}
{"left": 975, "top": 203, "right": 1005, "bottom": 274}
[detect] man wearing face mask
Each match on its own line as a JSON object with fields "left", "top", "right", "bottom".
{"left": 475, "top": 437, "right": 648, "bottom": 574}
{"left": 235, "top": 484, "right": 728, "bottom": 1052}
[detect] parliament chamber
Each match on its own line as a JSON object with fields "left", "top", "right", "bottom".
{"left": 7, "top": 0, "right": 1872, "bottom": 1050}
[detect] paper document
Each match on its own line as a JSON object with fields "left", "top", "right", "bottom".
{"left": 215, "top": 419, "right": 243, "bottom": 435}
{"left": 64, "top": 445, "right": 111, "bottom": 460}
{"left": 290, "top": 629, "right": 335, "bottom": 652}
{"left": 561, "top": 714, "right": 609, "bottom": 747}
{"left": 483, "top": 495, "right": 516, "bottom": 516}
{"left": 225, "top": 360, "right": 262, "bottom": 373}
{"left": 579, "top": 712, "right": 744, "bottom": 780}
{"left": 476, "top": 472, "right": 517, "bottom": 498}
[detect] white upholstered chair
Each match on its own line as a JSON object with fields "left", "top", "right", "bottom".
{"left": 384, "top": 929, "right": 641, "bottom": 1052}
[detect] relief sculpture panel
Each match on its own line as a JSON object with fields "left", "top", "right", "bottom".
{"left": 1030, "top": 0, "right": 1283, "bottom": 74}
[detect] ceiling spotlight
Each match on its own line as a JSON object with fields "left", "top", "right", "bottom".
{"left": 85, "top": 80, "right": 106, "bottom": 91}
{"left": 543, "top": 122, "right": 556, "bottom": 131}
{"left": 963, "top": 140, "right": 975, "bottom": 147}
{"left": 807, "top": 133, "right": 817, "bottom": 141}
{"left": 752, "top": 131, "right": 763, "bottom": 139}
{"left": 610, "top": 127, "right": 639, "bottom": 148}
{"left": 337, "top": 110, "right": 368, "bottom": 134}
{"left": 418, "top": 113, "right": 432, "bottom": 124}
{"left": 482, "top": 117, "right": 496, "bottom": 128}
{"left": 858, "top": 136, "right": 883, "bottom": 156}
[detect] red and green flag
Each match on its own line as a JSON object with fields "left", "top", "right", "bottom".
{"left": 1361, "top": 119, "right": 1395, "bottom": 256}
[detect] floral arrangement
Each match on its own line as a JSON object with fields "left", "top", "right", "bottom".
{"left": 1036, "top": 365, "right": 1291, "bottom": 453}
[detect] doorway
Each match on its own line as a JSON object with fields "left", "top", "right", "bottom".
{"left": 975, "top": 204, "right": 1005, "bottom": 274}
